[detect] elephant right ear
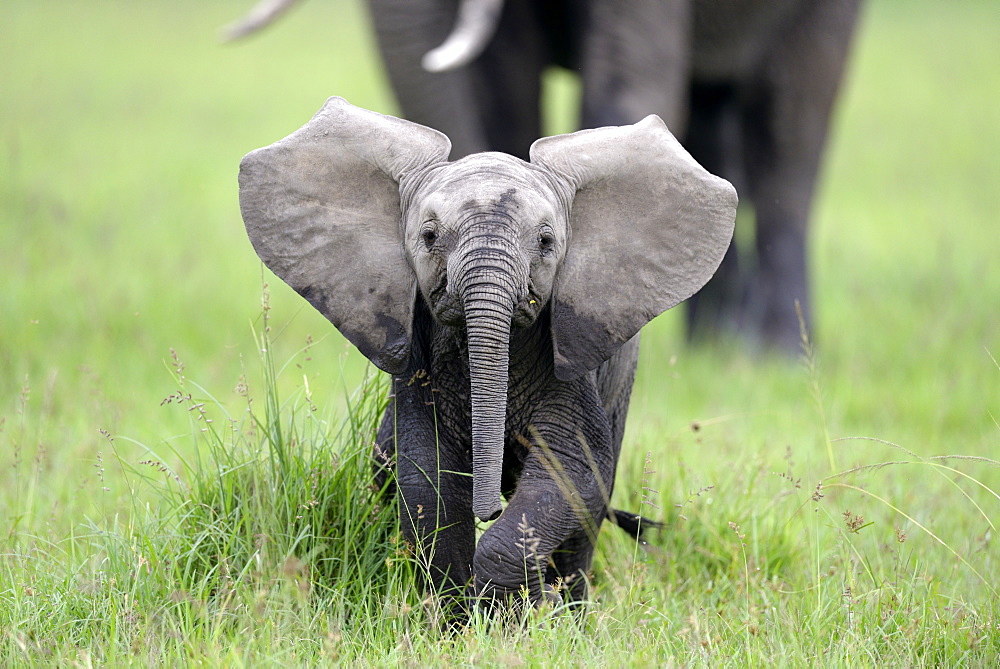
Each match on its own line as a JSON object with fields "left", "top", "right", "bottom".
{"left": 238, "top": 97, "right": 451, "bottom": 374}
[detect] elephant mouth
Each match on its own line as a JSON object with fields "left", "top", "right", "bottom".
{"left": 425, "top": 253, "right": 543, "bottom": 329}
{"left": 429, "top": 279, "right": 541, "bottom": 329}
{"left": 428, "top": 281, "right": 466, "bottom": 326}
{"left": 511, "top": 287, "right": 544, "bottom": 328}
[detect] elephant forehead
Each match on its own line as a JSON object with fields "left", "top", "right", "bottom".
{"left": 416, "top": 154, "right": 561, "bottom": 214}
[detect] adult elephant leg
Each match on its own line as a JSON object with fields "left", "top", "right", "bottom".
{"left": 473, "top": 384, "right": 613, "bottom": 607}
{"left": 368, "top": 0, "right": 489, "bottom": 158}
{"left": 683, "top": 81, "right": 748, "bottom": 340}
{"left": 580, "top": 0, "right": 691, "bottom": 130}
{"left": 380, "top": 372, "right": 476, "bottom": 620}
{"left": 739, "top": 0, "right": 862, "bottom": 350}
{"left": 466, "top": 0, "right": 548, "bottom": 160}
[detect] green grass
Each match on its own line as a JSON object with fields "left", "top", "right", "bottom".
{"left": 3, "top": 0, "right": 999, "bottom": 664}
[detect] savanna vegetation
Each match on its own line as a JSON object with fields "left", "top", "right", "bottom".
{"left": 2, "top": 0, "right": 998, "bottom": 664}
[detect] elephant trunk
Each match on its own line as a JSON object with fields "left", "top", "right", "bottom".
{"left": 454, "top": 226, "right": 525, "bottom": 522}
{"left": 464, "top": 295, "right": 512, "bottom": 522}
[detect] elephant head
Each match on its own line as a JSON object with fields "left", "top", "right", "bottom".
{"left": 238, "top": 97, "right": 736, "bottom": 522}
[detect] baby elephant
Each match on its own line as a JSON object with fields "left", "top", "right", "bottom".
{"left": 238, "top": 97, "right": 736, "bottom": 616}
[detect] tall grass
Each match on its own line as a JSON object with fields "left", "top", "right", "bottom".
{"left": 3, "top": 295, "right": 998, "bottom": 664}
{"left": 157, "top": 315, "right": 403, "bottom": 618}
{"left": 1, "top": 293, "right": 413, "bottom": 662}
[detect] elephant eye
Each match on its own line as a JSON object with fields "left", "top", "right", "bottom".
{"left": 421, "top": 227, "right": 438, "bottom": 249}
{"left": 538, "top": 230, "right": 555, "bottom": 255}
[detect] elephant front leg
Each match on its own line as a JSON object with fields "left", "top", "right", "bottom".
{"left": 396, "top": 433, "right": 476, "bottom": 619}
{"left": 472, "top": 407, "right": 614, "bottom": 609}
{"left": 378, "top": 380, "right": 476, "bottom": 621}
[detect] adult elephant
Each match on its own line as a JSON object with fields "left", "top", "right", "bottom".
{"left": 227, "top": 0, "right": 861, "bottom": 349}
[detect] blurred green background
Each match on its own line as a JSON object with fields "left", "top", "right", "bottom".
{"left": 2, "top": 0, "right": 998, "bottom": 512}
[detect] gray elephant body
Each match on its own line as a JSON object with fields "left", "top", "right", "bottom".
{"left": 374, "top": 298, "right": 640, "bottom": 607}
{"left": 367, "top": 0, "right": 862, "bottom": 349}
{"left": 238, "top": 98, "right": 736, "bottom": 618}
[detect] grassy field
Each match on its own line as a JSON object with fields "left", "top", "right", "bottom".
{"left": 2, "top": 0, "right": 999, "bottom": 664}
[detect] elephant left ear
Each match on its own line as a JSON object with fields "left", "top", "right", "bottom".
{"left": 530, "top": 116, "right": 737, "bottom": 381}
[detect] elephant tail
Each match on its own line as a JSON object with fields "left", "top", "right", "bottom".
{"left": 607, "top": 508, "right": 664, "bottom": 545}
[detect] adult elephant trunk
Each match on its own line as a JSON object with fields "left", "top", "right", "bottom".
{"left": 453, "top": 225, "right": 525, "bottom": 522}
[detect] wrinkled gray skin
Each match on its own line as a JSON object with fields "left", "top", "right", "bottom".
{"left": 364, "top": 0, "right": 862, "bottom": 351}
{"left": 238, "top": 98, "right": 736, "bottom": 617}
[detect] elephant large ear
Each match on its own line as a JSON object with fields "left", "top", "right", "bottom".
{"left": 530, "top": 116, "right": 737, "bottom": 381}
{"left": 238, "top": 97, "right": 451, "bottom": 374}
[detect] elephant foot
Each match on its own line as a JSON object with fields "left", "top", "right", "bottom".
{"left": 760, "top": 309, "right": 809, "bottom": 355}
{"left": 743, "top": 276, "right": 812, "bottom": 356}
{"left": 472, "top": 579, "right": 565, "bottom": 625}
{"left": 474, "top": 576, "right": 562, "bottom": 606}
{"left": 687, "top": 279, "right": 810, "bottom": 356}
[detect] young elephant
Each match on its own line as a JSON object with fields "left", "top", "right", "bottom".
{"left": 238, "top": 97, "right": 736, "bottom": 615}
